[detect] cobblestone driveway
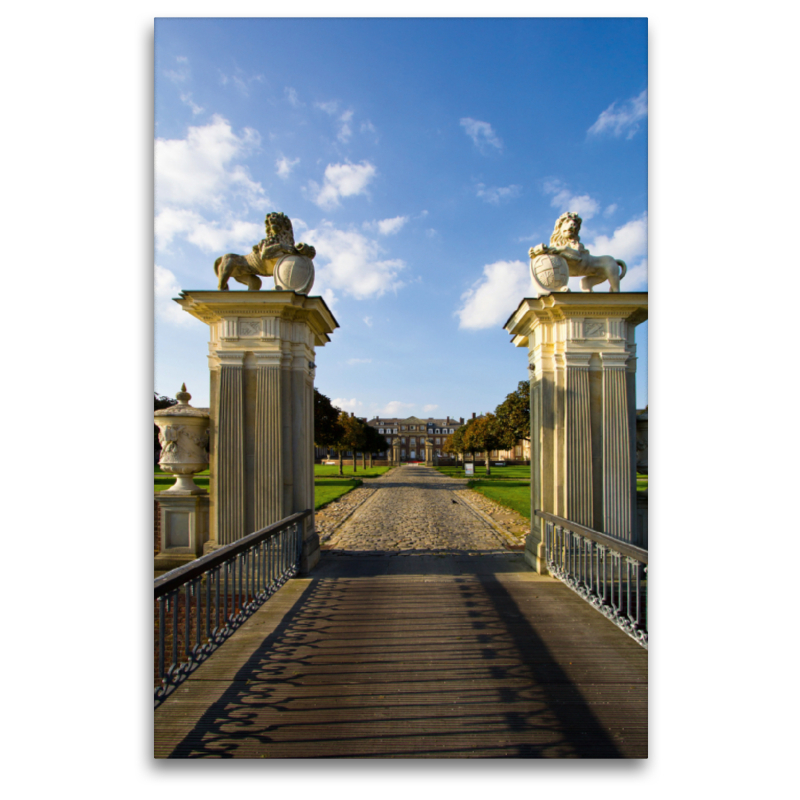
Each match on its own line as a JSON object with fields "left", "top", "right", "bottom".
{"left": 324, "top": 466, "right": 509, "bottom": 553}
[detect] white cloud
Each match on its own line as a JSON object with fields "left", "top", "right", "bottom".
{"left": 544, "top": 180, "right": 600, "bottom": 220}
{"left": 332, "top": 397, "right": 364, "bottom": 414}
{"left": 476, "top": 183, "right": 521, "bottom": 205}
{"left": 308, "top": 161, "right": 377, "bottom": 210}
{"left": 155, "top": 115, "right": 264, "bottom": 210}
{"left": 361, "top": 120, "right": 377, "bottom": 135}
{"left": 460, "top": 117, "right": 503, "bottom": 153}
{"left": 285, "top": 87, "right": 302, "bottom": 107}
{"left": 363, "top": 316, "right": 373, "bottom": 327}
{"left": 347, "top": 358, "right": 373, "bottom": 365}
{"left": 155, "top": 208, "right": 262, "bottom": 253}
{"left": 155, "top": 265, "right": 192, "bottom": 327}
{"left": 604, "top": 204, "right": 618, "bottom": 217}
{"left": 588, "top": 90, "right": 648, "bottom": 139}
{"left": 276, "top": 156, "right": 300, "bottom": 179}
{"left": 378, "top": 401, "right": 415, "bottom": 417}
{"left": 457, "top": 260, "right": 532, "bottom": 330}
{"left": 423, "top": 404, "right": 439, "bottom": 414}
{"left": 364, "top": 216, "right": 408, "bottom": 236}
{"left": 586, "top": 214, "right": 648, "bottom": 264}
{"left": 304, "top": 221, "right": 405, "bottom": 299}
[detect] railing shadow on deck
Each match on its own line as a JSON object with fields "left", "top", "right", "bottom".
{"left": 163, "top": 560, "right": 636, "bottom": 759}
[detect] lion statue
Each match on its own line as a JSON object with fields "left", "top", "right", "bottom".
{"left": 529, "top": 212, "right": 627, "bottom": 292}
{"left": 214, "top": 212, "right": 316, "bottom": 291}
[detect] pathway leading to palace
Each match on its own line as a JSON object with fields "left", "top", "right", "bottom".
{"left": 155, "top": 467, "right": 647, "bottom": 758}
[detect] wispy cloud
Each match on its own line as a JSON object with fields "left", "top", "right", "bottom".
{"left": 423, "top": 404, "right": 439, "bottom": 414}
{"left": 332, "top": 397, "right": 365, "bottom": 414}
{"left": 164, "top": 56, "right": 190, "bottom": 84}
{"left": 378, "top": 401, "right": 415, "bottom": 417}
{"left": 304, "top": 221, "right": 405, "bottom": 300}
{"left": 347, "top": 358, "right": 373, "bottom": 365}
{"left": 285, "top": 87, "right": 303, "bottom": 107}
{"left": 155, "top": 265, "right": 193, "bottom": 327}
{"left": 307, "top": 161, "right": 377, "bottom": 210}
{"left": 460, "top": 117, "right": 503, "bottom": 153}
{"left": 179, "top": 92, "right": 203, "bottom": 115}
{"left": 543, "top": 180, "right": 600, "bottom": 220}
{"left": 588, "top": 90, "right": 648, "bottom": 139}
{"left": 363, "top": 316, "right": 373, "bottom": 327}
{"left": 276, "top": 156, "right": 300, "bottom": 179}
{"left": 476, "top": 183, "right": 521, "bottom": 205}
{"left": 456, "top": 260, "right": 532, "bottom": 330}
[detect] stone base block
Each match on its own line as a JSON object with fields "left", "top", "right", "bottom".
{"left": 154, "top": 552, "right": 197, "bottom": 572}
{"left": 156, "top": 493, "right": 210, "bottom": 562}
{"left": 524, "top": 533, "right": 548, "bottom": 575}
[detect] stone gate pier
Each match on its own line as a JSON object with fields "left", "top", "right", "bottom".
{"left": 176, "top": 290, "right": 338, "bottom": 572}
{"left": 505, "top": 293, "right": 647, "bottom": 573}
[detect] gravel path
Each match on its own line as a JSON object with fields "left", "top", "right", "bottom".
{"left": 323, "top": 466, "right": 510, "bottom": 553}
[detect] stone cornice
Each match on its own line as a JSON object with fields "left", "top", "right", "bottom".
{"left": 504, "top": 292, "right": 648, "bottom": 348}
{"left": 175, "top": 291, "right": 339, "bottom": 347}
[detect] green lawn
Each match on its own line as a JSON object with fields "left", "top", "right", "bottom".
{"left": 467, "top": 480, "right": 531, "bottom": 519}
{"left": 154, "top": 470, "right": 362, "bottom": 510}
{"left": 314, "top": 464, "right": 392, "bottom": 479}
{"left": 313, "top": 478, "right": 362, "bottom": 510}
{"left": 434, "top": 464, "right": 532, "bottom": 481}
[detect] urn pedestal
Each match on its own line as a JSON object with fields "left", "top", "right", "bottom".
{"left": 175, "top": 290, "right": 338, "bottom": 574}
{"left": 505, "top": 293, "right": 648, "bottom": 573}
{"left": 154, "top": 385, "right": 211, "bottom": 570}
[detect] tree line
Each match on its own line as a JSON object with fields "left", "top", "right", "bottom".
{"left": 313, "top": 389, "right": 389, "bottom": 475}
{"left": 441, "top": 380, "right": 530, "bottom": 475}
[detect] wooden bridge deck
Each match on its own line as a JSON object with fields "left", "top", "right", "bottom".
{"left": 154, "top": 553, "right": 647, "bottom": 758}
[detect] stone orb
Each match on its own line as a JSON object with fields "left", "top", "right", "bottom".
{"left": 531, "top": 254, "right": 570, "bottom": 292}
{"left": 273, "top": 253, "right": 315, "bottom": 295}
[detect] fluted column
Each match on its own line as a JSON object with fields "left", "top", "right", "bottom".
{"left": 254, "top": 360, "right": 283, "bottom": 529}
{"left": 216, "top": 354, "right": 245, "bottom": 545}
{"left": 601, "top": 352, "right": 633, "bottom": 541}
{"left": 564, "top": 353, "right": 593, "bottom": 527}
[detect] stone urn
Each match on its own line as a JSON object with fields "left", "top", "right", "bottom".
{"left": 273, "top": 253, "right": 315, "bottom": 294}
{"left": 530, "top": 253, "right": 570, "bottom": 294}
{"left": 154, "top": 384, "right": 210, "bottom": 495}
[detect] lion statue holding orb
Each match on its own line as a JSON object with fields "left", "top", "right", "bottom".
{"left": 529, "top": 211, "right": 627, "bottom": 293}
{"left": 214, "top": 212, "right": 316, "bottom": 294}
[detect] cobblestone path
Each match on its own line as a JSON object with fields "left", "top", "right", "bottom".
{"left": 324, "top": 466, "right": 508, "bottom": 553}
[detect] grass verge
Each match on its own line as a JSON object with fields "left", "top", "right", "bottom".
{"left": 435, "top": 465, "right": 532, "bottom": 481}
{"left": 467, "top": 480, "right": 531, "bottom": 519}
{"left": 314, "top": 478, "right": 362, "bottom": 510}
{"left": 314, "top": 465, "right": 392, "bottom": 479}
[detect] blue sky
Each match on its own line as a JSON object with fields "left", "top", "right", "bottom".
{"left": 155, "top": 17, "right": 648, "bottom": 417}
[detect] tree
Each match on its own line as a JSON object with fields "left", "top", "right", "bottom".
{"left": 154, "top": 392, "right": 177, "bottom": 464}
{"left": 494, "top": 380, "right": 531, "bottom": 445}
{"left": 314, "top": 389, "right": 343, "bottom": 457}
{"left": 363, "top": 425, "right": 390, "bottom": 468}
{"left": 443, "top": 427, "right": 466, "bottom": 465}
{"left": 462, "top": 413, "right": 512, "bottom": 476}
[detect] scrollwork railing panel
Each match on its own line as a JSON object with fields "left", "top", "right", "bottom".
{"left": 537, "top": 510, "right": 647, "bottom": 649}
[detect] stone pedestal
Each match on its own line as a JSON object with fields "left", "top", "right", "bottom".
{"left": 424, "top": 439, "right": 434, "bottom": 466}
{"left": 175, "top": 290, "right": 338, "bottom": 573}
{"left": 155, "top": 494, "right": 210, "bottom": 571}
{"left": 505, "top": 293, "right": 647, "bottom": 572}
{"left": 392, "top": 439, "right": 401, "bottom": 466}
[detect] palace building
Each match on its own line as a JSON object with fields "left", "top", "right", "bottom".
{"left": 367, "top": 415, "right": 464, "bottom": 462}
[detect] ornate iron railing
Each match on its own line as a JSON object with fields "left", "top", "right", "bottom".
{"left": 536, "top": 510, "right": 648, "bottom": 649}
{"left": 154, "top": 510, "right": 310, "bottom": 706}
